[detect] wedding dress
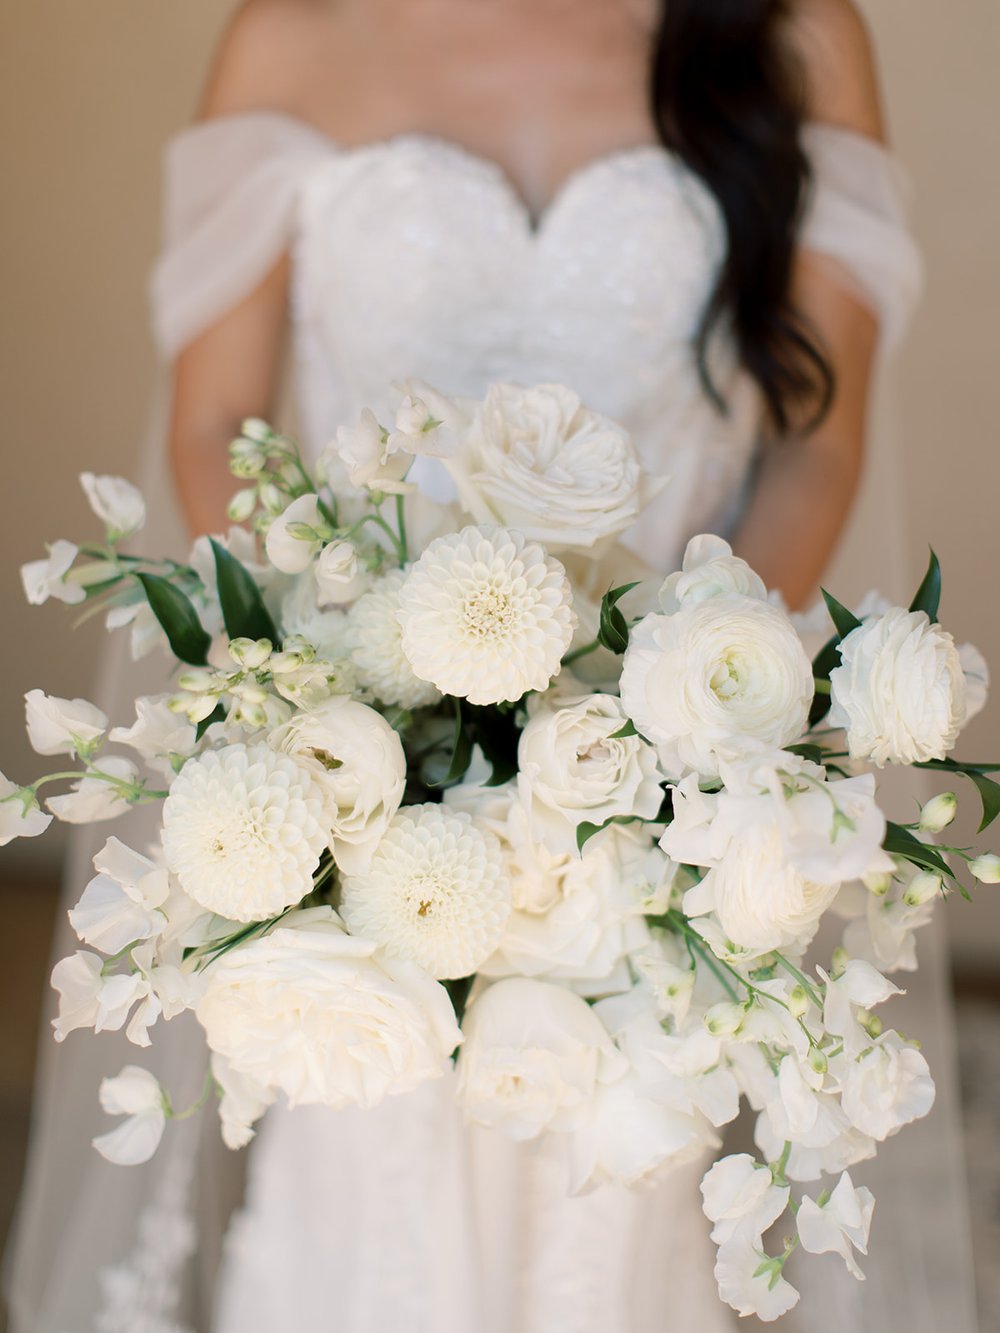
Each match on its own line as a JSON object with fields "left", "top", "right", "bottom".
{"left": 7, "top": 110, "right": 975, "bottom": 1333}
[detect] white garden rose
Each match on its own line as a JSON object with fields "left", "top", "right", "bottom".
{"left": 658, "top": 535, "right": 767, "bottom": 614}
{"left": 457, "top": 977, "right": 626, "bottom": 1140}
{"left": 347, "top": 569, "right": 441, "bottom": 710}
{"left": 80, "top": 472, "right": 146, "bottom": 540}
{"left": 397, "top": 525, "right": 575, "bottom": 706}
{"left": 211, "top": 1054, "right": 276, "bottom": 1149}
{"left": 432, "top": 381, "right": 647, "bottom": 557}
{"left": 516, "top": 693, "right": 663, "bottom": 855}
{"left": 195, "top": 908, "right": 460, "bottom": 1108}
{"left": 620, "top": 595, "right": 813, "bottom": 779}
{"left": 269, "top": 696, "right": 405, "bottom": 875}
{"left": 25, "top": 689, "right": 108, "bottom": 759}
{"left": 829, "top": 608, "right": 968, "bottom": 765}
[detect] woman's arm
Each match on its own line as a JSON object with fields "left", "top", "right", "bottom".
{"left": 729, "top": 0, "right": 889, "bottom": 608}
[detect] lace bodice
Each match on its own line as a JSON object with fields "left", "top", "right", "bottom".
{"left": 153, "top": 111, "right": 921, "bottom": 571}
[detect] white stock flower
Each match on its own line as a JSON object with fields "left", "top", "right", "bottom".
{"left": 211, "top": 1054, "right": 275, "bottom": 1149}
{"left": 700, "top": 1153, "right": 789, "bottom": 1245}
{"left": 620, "top": 596, "right": 813, "bottom": 779}
{"left": 314, "top": 540, "right": 370, "bottom": 605}
{"left": 0, "top": 774, "right": 51, "bottom": 845}
{"left": 196, "top": 908, "right": 460, "bottom": 1108}
{"left": 829, "top": 608, "right": 968, "bottom": 765}
{"left": 80, "top": 472, "right": 146, "bottom": 540}
{"left": 797, "top": 1171, "right": 875, "bottom": 1280}
{"left": 264, "top": 494, "right": 329, "bottom": 574}
{"left": 347, "top": 569, "right": 441, "bottom": 709}
{"left": 397, "top": 525, "right": 575, "bottom": 706}
{"left": 21, "top": 539, "right": 85, "bottom": 606}
{"left": 50, "top": 951, "right": 150, "bottom": 1041}
{"left": 92, "top": 1066, "right": 166, "bottom": 1166}
{"left": 46, "top": 756, "right": 140, "bottom": 824}
{"left": 658, "top": 535, "right": 767, "bottom": 614}
{"left": 162, "top": 744, "right": 327, "bottom": 922}
{"left": 456, "top": 977, "right": 626, "bottom": 1139}
{"left": 839, "top": 1030, "right": 935, "bottom": 1140}
{"left": 68, "top": 837, "right": 170, "bottom": 955}
{"left": 340, "top": 804, "right": 510, "bottom": 979}
{"left": 437, "top": 382, "right": 647, "bottom": 556}
{"left": 25, "top": 689, "right": 108, "bottom": 758}
{"left": 108, "top": 695, "right": 199, "bottom": 776}
{"left": 516, "top": 693, "right": 662, "bottom": 854}
{"left": 270, "top": 696, "right": 405, "bottom": 874}
{"left": 714, "top": 1235, "right": 800, "bottom": 1322}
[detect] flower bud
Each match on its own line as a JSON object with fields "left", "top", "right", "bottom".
{"left": 808, "top": 1047, "right": 829, "bottom": 1076}
{"left": 903, "top": 871, "right": 943, "bottom": 907}
{"left": 184, "top": 694, "right": 222, "bottom": 725}
{"left": 259, "top": 483, "right": 285, "bottom": 515}
{"left": 176, "top": 668, "right": 218, "bottom": 694}
{"left": 918, "top": 791, "right": 958, "bottom": 834}
{"left": 229, "top": 442, "right": 267, "bottom": 479}
{"left": 704, "top": 1001, "right": 746, "bottom": 1038}
{"left": 227, "top": 488, "right": 258, "bottom": 523}
{"left": 787, "top": 985, "right": 810, "bottom": 1019}
{"left": 862, "top": 870, "right": 892, "bottom": 897}
{"left": 830, "top": 946, "right": 849, "bottom": 979}
{"left": 228, "top": 637, "right": 273, "bottom": 671}
{"left": 239, "top": 418, "right": 273, "bottom": 445}
{"left": 970, "top": 853, "right": 1000, "bottom": 884}
{"left": 269, "top": 650, "right": 306, "bottom": 675}
{"left": 858, "top": 1009, "right": 883, "bottom": 1039}
{"left": 234, "top": 700, "right": 268, "bottom": 731}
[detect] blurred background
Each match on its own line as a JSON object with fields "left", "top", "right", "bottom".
{"left": 0, "top": 0, "right": 997, "bottom": 1325}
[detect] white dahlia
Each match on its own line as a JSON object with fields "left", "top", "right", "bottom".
{"left": 340, "top": 803, "right": 511, "bottom": 979}
{"left": 162, "top": 744, "right": 327, "bottom": 922}
{"left": 347, "top": 569, "right": 441, "bottom": 710}
{"left": 397, "top": 525, "right": 575, "bottom": 705}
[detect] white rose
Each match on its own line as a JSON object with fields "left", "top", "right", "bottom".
{"left": 269, "top": 696, "right": 406, "bottom": 874}
{"left": 620, "top": 596, "right": 813, "bottom": 779}
{"left": 92, "top": 1066, "right": 166, "bottom": 1166}
{"left": 439, "top": 382, "right": 649, "bottom": 557}
{"left": 0, "top": 773, "right": 52, "bottom": 845}
{"left": 838, "top": 1030, "right": 935, "bottom": 1140}
{"left": 264, "top": 494, "right": 329, "bottom": 574}
{"left": 829, "top": 608, "right": 968, "bottom": 765}
{"left": 21, "top": 539, "right": 85, "bottom": 606}
{"left": 25, "top": 689, "right": 108, "bottom": 759}
{"left": 456, "top": 977, "right": 626, "bottom": 1140}
{"left": 516, "top": 693, "right": 663, "bottom": 854}
{"left": 313, "top": 540, "right": 370, "bottom": 606}
{"left": 658, "top": 535, "right": 767, "bottom": 614}
{"left": 80, "top": 472, "right": 146, "bottom": 540}
{"left": 211, "top": 1054, "right": 275, "bottom": 1149}
{"left": 196, "top": 909, "right": 459, "bottom": 1108}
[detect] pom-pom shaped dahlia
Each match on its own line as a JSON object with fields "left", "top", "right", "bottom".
{"left": 396, "top": 525, "right": 575, "bottom": 705}
{"left": 340, "top": 803, "right": 511, "bottom": 979}
{"left": 162, "top": 744, "right": 327, "bottom": 922}
{"left": 347, "top": 570, "right": 441, "bottom": 710}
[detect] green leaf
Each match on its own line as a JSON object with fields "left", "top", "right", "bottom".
{"left": 210, "top": 538, "right": 278, "bottom": 642}
{"left": 195, "top": 702, "right": 227, "bottom": 742}
{"left": 809, "top": 634, "right": 842, "bottom": 726}
{"left": 883, "top": 822, "right": 952, "bottom": 878}
{"left": 597, "top": 581, "right": 641, "bottom": 655}
{"left": 136, "top": 573, "right": 211, "bottom": 665}
{"left": 821, "top": 588, "right": 862, "bottom": 640}
{"left": 576, "top": 820, "right": 605, "bottom": 853}
{"left": 786, "top": 742, "right": 827, "bottom": 766}
{"left": 909, "top": 549, "right": 942, "bottom": 623}
{"left": 966, "top": 770, "right": 1000, "bottom": 832}
{"left": 465, "top": 701, "right": 520, "bottom": 788}
{"left": 609, "top": 719, "right": 638, "bottom": 739}
{"left": 428, "top": 699, "right": 472, "bottom": 788}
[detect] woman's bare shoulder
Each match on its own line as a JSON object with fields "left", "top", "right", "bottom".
{"left": 785, "top": 0, "right": 885, "bottom": 139}
{"left": 199, "top": 0, "right": 349, "bottom": 123}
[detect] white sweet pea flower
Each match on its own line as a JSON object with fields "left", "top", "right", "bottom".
{"left": 829, "top": 608, "right": 968, "bottom": 766}
{"left": 658, "top": 535, "right": 767, "bottom": 614}
{"left": 797, "top": 1171, "right": 875, "bottom": 1280}
{"left": 264, "top": 494, "right": 330, "bottom": 574}
{"left": 839, "top": 1030, "right": 935, "bottom": 1140}
{"left": 21, "top": 539, "right": 85, "bottom": 606}
{"left": 700, "top": 1153, "right": 790, "bottom": 1245}
{"left": 821, "top": 959, "right": 902, "bottom": 1054}
{"left": 330, "top": 406, "right": 433, "bottom": 494}
{"left": 24, "top": 689, "right": 108, "bottom": 759}
{"left": 105, "top": 597, "right": 164, "bottom": 660}
{"left": 313, "top": 540, "right": 370, "bottom": 606}
{"left": 516, "top": 693, "right": 663, "bottom": 855}
{"left": 68, "top": 837, "right": 170, "bottom": 955}
{"left": 92, "top": 1066, "right": 166, "bottom": 1166}
{"left": 841, "top": 869, "right": 937, "bottom": 973}
{"left": 50, "top": 951, "right": 150, "bottom": 1041}
{"left": 714, "top": 1234, "right": 800, "bottom": 1322}
{"left": 108, "top": 695, "right": 199, "bottom": 776}
{"left": 79, "top": 472, "right": 146, "bottom": 540}
{"left": 46, "top": 756, "right": 141, "bottom": 824}
{"left": 0, "top": 774, "right": 51, "bottom": 845}
{"left": 211, "top": 1054, "right": 275, "bottom": 1149}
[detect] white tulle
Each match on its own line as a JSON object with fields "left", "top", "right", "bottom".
{"left": 6, "top": 111, "right": 974, "bottom": 1333}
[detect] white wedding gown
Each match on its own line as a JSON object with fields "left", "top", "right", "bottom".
{"left": 10, "top": 110, "right": 976, "bottom": 1333}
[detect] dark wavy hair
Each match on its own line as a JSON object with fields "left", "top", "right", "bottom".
{"left": 650, "top": 0, "right": 834, "bottom": 435}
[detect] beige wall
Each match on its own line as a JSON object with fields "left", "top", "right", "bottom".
{"left": 1, "top": 1, "right": 998, "bottom": 960}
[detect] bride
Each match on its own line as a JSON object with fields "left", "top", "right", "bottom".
{"left": 9, "top": 1, "right": 970, "bottom": 1330}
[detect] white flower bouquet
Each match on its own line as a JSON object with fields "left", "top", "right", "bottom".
{"left": 10, "top": 381, "right": 998, "bottom": 1320}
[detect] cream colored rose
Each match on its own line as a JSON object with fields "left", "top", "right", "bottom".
{"left": 829, "top": 608, "right": 968, "bottom": 765}
{"left": 516, "top": 693, "right": 663, "bottom": 854}
{"left": 619, "top": 596, "right": 813, "bottom": 779}
{"left": 196, "top": 909, "right": 460, "bottom": 1109}
{"left": 269, "top": 697, "right": 405, "bottom": 875}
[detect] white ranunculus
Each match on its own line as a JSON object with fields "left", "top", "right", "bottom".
{"left": 434, "top": 381, "right": 649, "bottom": 557}
{"left": 516, "top": 693, "right": 663, "bottom": 854}
{"left": 658, "top": 535, "right": 767, "bottom": 614}
{"left": 21, "top": 539, "right": 85, "bottom": 606}
{"left": 46, "top": 756, "right": 140, "bottom": 824}
{"left": 68, "top": 837, "right": 170, "bottom": 955}
{"left": 211, "top": 1054, "right": 275, "bottom": 1149}
{"left": 92, "top": 1066, "right": 166, "bottom": 1166}
{"left": 620, "top": 596, "right": 813, "bottom": 779}
{"left": 796, "top": 1171, "right": 874, "bottom": 1280}
{"left": 80, "top": 472, "right": 146, "bottom": 540}
{"left": 700, "top": 1153, "right": 790, "bottom": 1245}
{"left": 108, "top": 694, "right": 199, "bottom": 776}
{"left": 829, "top": 608, "right": 968, "bottom": 765}
{"left": 340, "top": 804, "right": 510, "bottom": 979}
{"left": 313, "top": 539, "right": 370, "bottom": 606}
{"left": 714, "top": 1235, "right": 801, "bottom": 1322}
{"left": 347, "top": 569, "right": 441, "bottom": 710}
{"left": 0, "top": 774, "right": 52, "bottom": 845}
{"left": 397, "top": 525, "right": 575, "bottom": 706}
{"left": 456, "top": 977, "right": 626, "bottom": 1140}
{"left": 162, "top": 744, "right": 328, "bottom": 922}
{"left": 195, "top": 908, "right": 460, "bottom": 1108}
{"left": 25, "top": 689, "right": 108, "bottom": 759}
{"left": 264, "top": 494, "right": 329, "bottom": 574}
{"left": 838, "top": 1030, "right": 935, "bottom": 1140}
{"left": 269, "top": 696, "right": 405, "bottom": 874}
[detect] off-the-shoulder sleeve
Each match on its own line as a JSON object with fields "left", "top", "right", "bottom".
{"left": 799, "top": 123, "right": 924, "bottom": 351}
{"left": 150, "top": 112, "right": 336, "bottom": 359}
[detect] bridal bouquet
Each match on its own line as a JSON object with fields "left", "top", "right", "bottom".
{"left": 10, "top": 382, "right": 998, "bottom": 1320}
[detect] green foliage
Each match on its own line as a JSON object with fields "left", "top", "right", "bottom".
{"left": 821, "top": 588, "right": 862, "bottom": 640}
{"left": 917, "top": 757, "right": 1000, "bottom": 832}
{"left": 210, "top": 539, "right": 278, "bottom": 642}
{"left": 136, "top": 573, "right": 211, "bottom": 666}
{"left": 909, "top": 549, "right": 942, "bottom": 623}
{"left": 883, "top": 821, "right": 952, "bottom": 878}
{"left": 597, "top": 582, "right": 641, "bottom": 655}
